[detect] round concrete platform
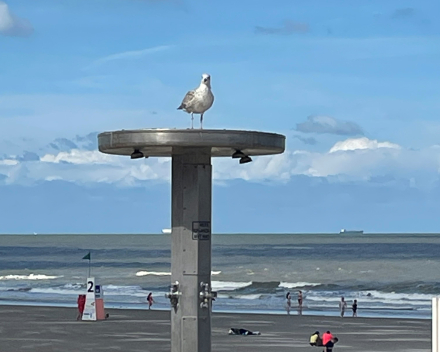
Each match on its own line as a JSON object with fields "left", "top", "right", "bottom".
{"left": 98, "top": 129, "right": 285, "bottom": 157}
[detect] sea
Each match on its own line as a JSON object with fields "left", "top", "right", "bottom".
{"left": 1, "top": 233, "right": 439, "bottom": 319}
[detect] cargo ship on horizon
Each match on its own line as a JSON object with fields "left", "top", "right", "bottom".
{"left": 339, "top": 229, "right": 364, "bottom": 235}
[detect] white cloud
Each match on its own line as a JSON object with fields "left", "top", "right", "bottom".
{"left": 35, "top": 149, "right": 171, "bottom": 186}
{"left": 0, "top": 159, "right": 18, "bottom": 166}
{"left": 213, "top": 153, "right": 292, "bottom": 183}
{"left": 2, "top": 136, "right": 440, "bottom": 190}
{"left": 40, "top": 149, "right": 115, "bottom": 164}
{"left": 329, "top": 137, "right": 400, "bottom": 153}
{"left": 88, "top": 45, "right": 172, "bottom": 69}
{"left": 0, "top": 1, "right": 33, "bottom": 37}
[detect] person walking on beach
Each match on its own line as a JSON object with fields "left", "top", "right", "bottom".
{"left": 339, "top": 297, "right": 347, "bottom": 317}
{"left": 147, "top": 292, "right": 155, "bottom": 309}
{"left": 286, "top": 292, "right": 291, "bottom": 314}
{"left": 352, "top": 299, "right": 358, "bottom": 317}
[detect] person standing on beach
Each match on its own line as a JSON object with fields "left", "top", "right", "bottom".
{"left": 147, "top": 292, "right": 155, "bottom": 309}
{"left": 298, "top": 290, "right": 303, "bottom": 308}
{"left": 339, "top": 297, "right": 347, "bottom": 317}
{"left": 76, "top": 294, "right": 86, "bottom": 320}
{"left": 286, "top": 292, "right": 291, "bottom": 314}
{"left": 352, "top": 299, "right": 358, "bottom": 317}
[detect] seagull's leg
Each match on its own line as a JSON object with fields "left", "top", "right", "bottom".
{"left": 191, "top": 113, "right": 194, "bottom": 129}
{"left": 200, "top": 114, "right": 204, "bottom": 130}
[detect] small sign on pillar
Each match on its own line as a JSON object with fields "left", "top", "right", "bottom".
{"left": 192, "top": 221, "right": 211, "bottom": 240}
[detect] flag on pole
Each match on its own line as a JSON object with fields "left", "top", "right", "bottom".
{"left": 83, "top": 252, "right": 92, "bottom": 277}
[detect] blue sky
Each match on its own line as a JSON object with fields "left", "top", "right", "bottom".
{"left": 1, "top": 0, "right": 440, "bottom": 233}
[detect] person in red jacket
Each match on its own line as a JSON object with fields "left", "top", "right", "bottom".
{"left": 322, "top": 331, "right": 334, "bottom": 346}
{"left": 77, "top": 294, "right": 86, "bottom": 320}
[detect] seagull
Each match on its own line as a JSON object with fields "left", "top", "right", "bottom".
{"left": 177, "top": 73, "right": 214, "bottom": 129}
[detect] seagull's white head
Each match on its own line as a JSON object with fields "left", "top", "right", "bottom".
{"left": 201, "top": 73, "right": 211, "bottom": 87}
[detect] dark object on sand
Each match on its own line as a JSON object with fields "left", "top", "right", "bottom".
{"left": 228, "top": 328, "right": 261, "bottom": 335}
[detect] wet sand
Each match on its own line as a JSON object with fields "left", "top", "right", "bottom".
{"left": 0, "top": 305, "right": 431, "bottom": 352}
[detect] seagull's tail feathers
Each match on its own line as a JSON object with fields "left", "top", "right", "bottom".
{"left": 177, "top": 104, "right": 184, "bottom": 110}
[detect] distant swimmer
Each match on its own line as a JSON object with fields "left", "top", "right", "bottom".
{"left": 339, "top": 297, "right": 347, "bottom": 317}
{"left": 352, "top": 299, "right": 358, "bottom": 317}
{"left": 286, "top": 291, "right": 291, "bottom": 313}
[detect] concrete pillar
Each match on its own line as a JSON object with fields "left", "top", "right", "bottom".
{"left": 171, "top": 147, "right": 212, "bottom": 352}
{"left": 97, "top": 129, "right": 285, "bottom": 352}
{"left": 434, "top": 297, "right": 440, "bottom": 352}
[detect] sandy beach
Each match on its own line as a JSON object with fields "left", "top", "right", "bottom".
{"left": 0, "top": 305, "right": 431, "bottom": 352}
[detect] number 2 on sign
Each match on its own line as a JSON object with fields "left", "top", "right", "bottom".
{"left": 87, "top": 281, "right": 94, "bottom": 293}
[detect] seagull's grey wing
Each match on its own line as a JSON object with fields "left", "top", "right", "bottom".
{"left": 177, "top": 90, "right": 196, "bottom": 110}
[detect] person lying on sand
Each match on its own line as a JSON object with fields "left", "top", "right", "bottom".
{"left": 228, "top": 328, "right": 261, "bottom": 336}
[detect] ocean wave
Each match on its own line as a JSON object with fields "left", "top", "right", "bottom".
{"left": 233, "top": 294, "right": 263, "bottom": 300}
{"left": 278, "top": 281, "right": 440, "bottom": 295}
{"left": 359, "top": 290, "right": 434, "bottom": 302}
{"left": 105, "top": 285, "right": 143, "bottom": 291}
{"left": 0, "top": 274, "right": 62, "bottom": 281}
{"left": 216, "top": 293, "right": 263, "bottom": 300}
{"left": 136, "top": 270, "right": 221, "bottom": 277}
{"left": 234, "top": 281, "right": 281, "bottom": 294}
{"left": 31, "top": 287, "right": 82, "bottom": 295}
{"left": 212, "top": 281, "right": 252, "bottom": 291}
{"left": 63, "top": 283, "right": 84, "bottom": 289}
{"left": 272, "top": 246, "right": 313, "bottom": 250}
{"left": 0, "top": 281, "right": 432, "bottom": 317}
{"left": 136, "top": 271, "right": 171, "bottom": 276}
{"left": 279, "top": 282, "right": 321, "bottom": 289}
{"left": 30, "top": 284, "right": 149, "bottom": 297}
{"left": 0, "top": 287, "right": 32, "bottom": 292}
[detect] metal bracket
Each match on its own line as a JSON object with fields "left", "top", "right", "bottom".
{"left": 199, "top": 282, "right": 217, "bottom": 309}
{"left": 165, "top": 281, "right": 181, "bottom": 311}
